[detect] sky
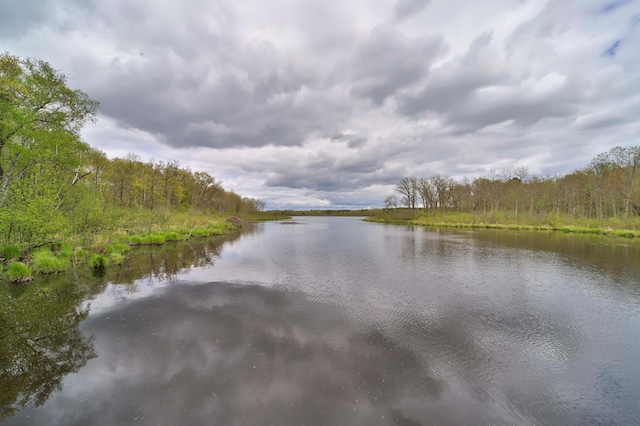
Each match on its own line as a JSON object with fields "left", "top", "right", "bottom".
{"left": 1, "top": 0, "right": 639, "bottom": 209}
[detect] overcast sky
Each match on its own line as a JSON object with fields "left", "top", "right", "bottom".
{"left": 1, "top": 0, "right": 639, "bottom": 209}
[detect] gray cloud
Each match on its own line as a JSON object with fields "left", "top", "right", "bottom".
{"left": 0, "top": 0, "right": 98, "bottom": 38}
{"left": 264, "top": 151, "right": 388, "bottom": 191}
{"left": 83, "top": 46, "right": 348, "bottom": 149}
{"left": 394, "top": 0, "right": 431, "bottom": 22}
{"left": 398, "top": 33, "right": 506, "bottom": 114}
{"left": 329, "top": 133, "right": 368, "bottom": 148}
{"left": 349, "top": 25, "right": 446, "bottom": 105}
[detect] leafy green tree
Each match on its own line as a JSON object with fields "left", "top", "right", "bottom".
{"left": 0, "top": 53, "right": 98, "bottom": 247}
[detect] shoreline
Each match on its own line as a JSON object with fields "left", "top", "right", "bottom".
{"left": 365, "top": 217, "right": 640, "bottom": 238}
{"left": 0, "top": 216, "right": 242, "bottom": 284}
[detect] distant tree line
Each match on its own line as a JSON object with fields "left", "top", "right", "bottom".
{"left": 271, "top": 209, "right": 379, "bottom": 217}
{"left": 386, "top": 146, "right": 640, "bottom": 219}
{"left": 0, "top": 53, "right": 263, "bottom": 248}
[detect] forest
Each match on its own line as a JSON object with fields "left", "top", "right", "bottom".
{"left": 0, "top": 53, "right": 264, "bottom": 252}
{"left": 0, "top": 53, "right": 266, "bottom": 282}
{"left": 379, "top": 145, "right": 640, "bottom": 234}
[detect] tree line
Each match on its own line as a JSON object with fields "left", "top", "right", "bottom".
{"left": 0, "top": 53, "right": 263, "bottom": 249}
{"left": 386, "top": 146, "right": 640, "bottom": 220}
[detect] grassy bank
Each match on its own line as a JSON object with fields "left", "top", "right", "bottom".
{"left": 250, "top": 211, "right": 293, "bottom": 221}
{"left": 0, "top": 211, "right": 240, "bottom": 283}
{"left": 366, "top": 210, "right": 640, "bottom": 238}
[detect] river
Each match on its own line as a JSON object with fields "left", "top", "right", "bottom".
{"left": 2, "top": 217, "right": 640, "bottom": 425}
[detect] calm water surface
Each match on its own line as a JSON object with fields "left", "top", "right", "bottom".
{"left": 2, "top": 217, "right": 640, "bottom": 425}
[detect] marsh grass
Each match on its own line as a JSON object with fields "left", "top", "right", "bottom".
{"left": 90, "top": 254, "right": 108, "bottom": 270}
{"left": 163, "top": 231, "right": 182, "bottom": 242}
{"left": 31, "top": 250, "right": 70, "bottom": 274}
{"left": 251, "top": 212, "right": 292, "bottom": 221}
{"left": 186, "top": 222, "right": 234, "bottom": 238}
{"left": 128, "top": 235, "right": 142, "bottom": 245}
{"left": 7, "top": 262, "right": 33, "bottom": 283}
{"left": 109, "top": 252, "right": 125, "bottom": 265}
{"left": 73, "top": 247, "right": 87, "bottom": 263}
{"left": 1, "top": 212, "right": 238, "bottom": 282}
{"left": 0, "top": 245, "right": 22, "bottom": 260}
{"left": 368, "top": 210, "right": 640, "bottom": 238}
{"left": 105, "top": 243, "right": 131, "bottom": 254}
{"left": 150, "top": 235, "right": 166, "bottom": 245}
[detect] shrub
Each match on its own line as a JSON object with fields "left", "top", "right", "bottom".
{"left": 7, "top": 262, "right": 33, "bottom": 283}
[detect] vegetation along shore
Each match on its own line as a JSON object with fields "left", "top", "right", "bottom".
{"left": 0, "top": 53, "right": 264, "bottom": 283}
{"left": 366, "top": 143, "right": 640, "bottom": 238}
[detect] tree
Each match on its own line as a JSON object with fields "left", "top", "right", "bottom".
{"left": 0, "top": 53, "right": 98, "bottom": 247}
{"left": 416, "top": 178, "right": 434, "bottom": 211}
{"left": 430, "top": 174, "right": 454, "bottom": 212}
{"left": 0, "top": 53, "right": 98, "bottom": 205}
{"left": 608, "top": 146, "right": 640, "bottom": 218}
{"left": 384, "top": 194, "right": 398, "bottom": 209}
{"left": 395, "top": 177, "right": 418, "bottom": 209}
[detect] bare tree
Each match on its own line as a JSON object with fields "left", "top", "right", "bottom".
{"left": 395, "top": 177, "right": 418, "bottom": 209}
{"left": 609, "top": 146, "right": 640, "bottom": 218}
{"left": 417, "top": 177, "right": 434, "bottom": 211}
{"left": 430, "top": 174, "right": 454, "bottom": 212}
{"left": 384, "top": 194, "right": 399, "bottom": 209}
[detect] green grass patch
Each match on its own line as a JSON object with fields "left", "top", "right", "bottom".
{"left": 109, "top": 252, "right": 125, "bottom": 265}
{"left": 31, "top": 250, "right": 70, "bottom": 274}
{"left": 191, "top": 228, "right": 210, "bottom": 237}
{"left": 58, "top": 243, "right": 74, "bottom": 260}
{"left": 105, "top": 243, "right": 131, "bottom": 254}
{"left": 367, "top": 210, "right": 640, "bottom": 238}
{"left": 150, "top": 234, "right": 165, "bottom": 245}
{"left": 90, "top": 254, "right": 108, "bottom": 270}
{"left": 6, "top": 262, "right": 33, "bottom": 283}
{"left": 0, "top": 244, "right": 22, "bottom": 260}
{"left": 140, "top": 235, "right": 154, "bottom": 245}
{"left": 251, "top": 212, "right": 292, "bottom": 221}
{"left": 162, "top": 231, "right": 182, "bottom": 242}
{"left": 73, "top": 247, "right": 87, "bottom": 263}
{"left": 128, "top": 235, "right": 143, "bottom": 245}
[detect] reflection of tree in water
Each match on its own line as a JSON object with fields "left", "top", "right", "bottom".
{"left": 0, "top": 232, "right": 246, "bottom": 422}
{"left": 107, "top": 232, "right": 240, "bottom": 285}
{"left": 0, "top": 276, "right": 97, "bottom": 420}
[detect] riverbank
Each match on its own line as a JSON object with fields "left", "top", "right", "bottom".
{"left": 366, "top": 211, "right": 640, "bottom": 238}
{"left": 0, "top": 212, "right": 244, "bottom": 284}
